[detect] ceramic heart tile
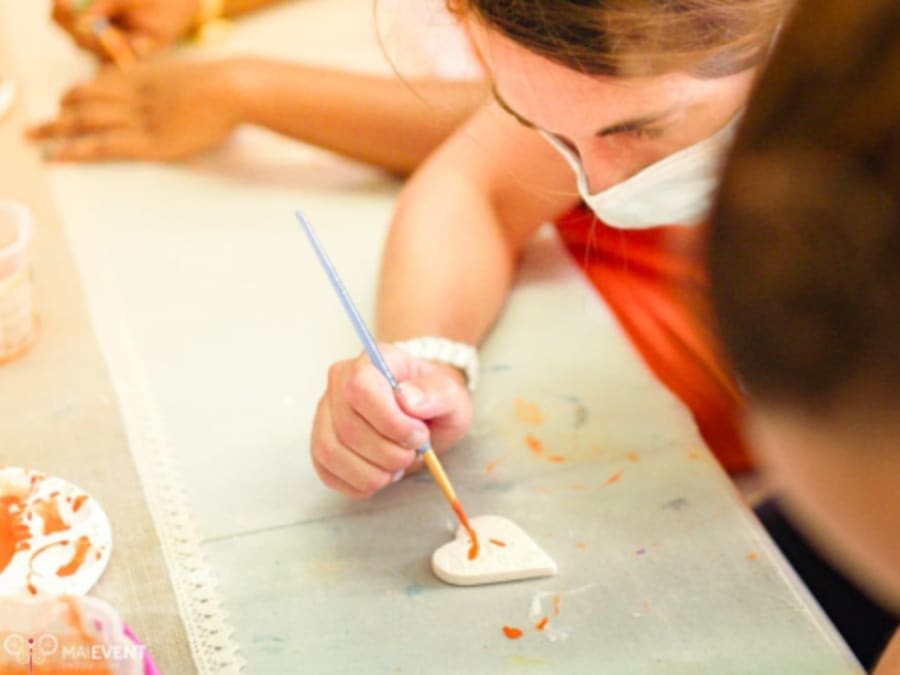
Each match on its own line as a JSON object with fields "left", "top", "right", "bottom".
{"left": 431, "top": 515, "right": 557, "bottom": 586}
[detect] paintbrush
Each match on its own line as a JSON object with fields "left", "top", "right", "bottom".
{"left": 297, "top": 211, "right": 480, "bottom": 560}
{"left": 87, "top": 16, "right": 136, "bottom": 69}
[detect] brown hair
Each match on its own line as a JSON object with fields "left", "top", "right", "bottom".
{"left": 451, "top": 0, "right": 790, "bottom": 77}
{"left": 708, "top": 0, "right": 900, "bottom": 412}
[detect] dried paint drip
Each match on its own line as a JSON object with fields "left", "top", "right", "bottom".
{"left": 502, "top": 626, "right": 523, "bottom": 640}
{"left": 0, "top": 467, "right": 112, "bottom": 596}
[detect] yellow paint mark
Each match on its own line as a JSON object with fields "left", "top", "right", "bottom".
{"left": 514, "top": 398, "right": 545, "bottom": 425}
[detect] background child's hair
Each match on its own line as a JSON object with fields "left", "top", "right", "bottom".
{"left": 449, "top": 0, "right": 790, "bottom": 77}
{"left": 708, "top": 0, "right": 900, "bottom": 413}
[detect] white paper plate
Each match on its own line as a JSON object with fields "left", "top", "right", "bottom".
{"left": 0, "top": 466, "right": 113, "bottom": 596}
{"left": 0, "top": 79, "right": 16, "bottom": 121}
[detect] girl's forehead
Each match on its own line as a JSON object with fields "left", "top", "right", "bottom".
{"left": 467, "top": 17, "right": 700, "bottom": 133}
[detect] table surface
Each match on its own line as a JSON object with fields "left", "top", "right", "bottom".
{"left": 0, "top": 1, "right": 864, "bottom": 673}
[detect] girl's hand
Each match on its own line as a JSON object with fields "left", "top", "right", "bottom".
{"left": 27, "top": 60, "right": 240, "bottom": 162}
{"left": 52, "top": 0, "right": 201, "bottom": 59}
{"left": 311, "top": 346, "right": 473, "bottom": 499}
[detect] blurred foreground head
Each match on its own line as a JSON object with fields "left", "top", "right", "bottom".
{"left": 709, "top": 0, "right": 900, "bottom": 611}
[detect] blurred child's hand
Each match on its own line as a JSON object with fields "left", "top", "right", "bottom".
{"left": 52, "top": 0, "right": 200, "bottom": 59}
{"left": 310, "top": 346, "right": 473, "bottom": 499}
{"left": 27, "top": 60, "right": 240, "bottom": 162}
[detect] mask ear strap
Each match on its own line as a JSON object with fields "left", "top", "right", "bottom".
{"left": 539, "top": 129, "right": 594, "bottom": 195}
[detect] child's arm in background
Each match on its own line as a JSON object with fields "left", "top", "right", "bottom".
{"left": 27, "top": 58, "right": 487, "bottom": 174}
{"left": 875, "top": 629, "right": 900, "bottom": 675}
{"left": 52, "top": 0, "right": 290, "bottom": 59}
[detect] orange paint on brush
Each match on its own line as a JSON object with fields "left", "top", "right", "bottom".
{"left": 525, "top": 434, "right": 544, "bottom": 455}
{"left": 57, "top": 536, "right": 93, "bottom": 577}
{"left": 489, "top": 538, "right": 506, "bottom": 547}
{"left": 72, "top": 495, "right": 89, "bottom": 513}
{"left": 606, "top": 470, "right": 624, "bottom": 485}
{"left": 553, "top": 595, "right": 562, "bottom": 617}
{"left": 535, "top": 617, "right": 549, "bottom": 631}
{"left": 502, "top": 626, "right": 523, "bottom": 640}
{"left": 451, "top": 500, "right": 480, "bottom": 560}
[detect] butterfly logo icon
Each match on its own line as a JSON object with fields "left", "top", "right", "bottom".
{"left": 3, "top": 633, "right": 59, "bottom": 673}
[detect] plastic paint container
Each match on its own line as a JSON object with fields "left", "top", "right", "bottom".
{"left": 0, "top": 199, "right": 37, "bottom": 363}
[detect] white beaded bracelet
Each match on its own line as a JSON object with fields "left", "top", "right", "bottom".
{"left": 393, "top": 336, "right": 479, "bottom": 392}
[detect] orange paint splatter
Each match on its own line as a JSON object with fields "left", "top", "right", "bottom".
{"left": 34, "top": 497, "right": 68, "bottom": 536}
{"left": 746, "top": 551, "right": 759, "bottom": 561}
{"left": 451, "top": 500, "right": 480, "bottom": 560}
{"left": 536, "top": 617, "right": 549, "bottom": 631}
{"left": 27, "top": 583, "right": 36, "bottom": 595}
{"left": 72, "top": 495, "right": 89, "bottom": 513}
{"left": 486, "top": 458, "right": 506, "bottom": 474}
{"left": 489, "top": 538, "right": 506, "bottom": 547}
{"left": 606, "top": 470, "right": 624, "bottom": 485}
{"left": 514, "top": 399, "right": 545, "bottom": 425}
{"left": 546, "top": 454, "right": 567, "bottom": 463}
{"left": 525, "top": 434, "right": 544, "bottom": 455}
{"left": 0, "top": 495, "right": 30, "bottom": 573}
{"left": 627, "top": 452, "right": 641, "bottom": 463}
{"left": 502, "top": 626, "right": 523, "bottom": 640}
{"left": 576, "top": 542, "right": 587, "bottom": 550}
{"left": 553, "top": 595, "right": 562, "bottom": 617}
{"left": 57, "top": 536, "right": 93, "bottom": 577}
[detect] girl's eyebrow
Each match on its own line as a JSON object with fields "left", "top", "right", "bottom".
{"left": 493, "top": 83, "right": 674, "bottom": 137}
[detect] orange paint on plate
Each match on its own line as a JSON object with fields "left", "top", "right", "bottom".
{"left": 72, "top": 495, "right": 89, "bottom": 513}
{"left": 0, "top": 495, "right": 30, "bottom": 573}
{"left": 34, "top": 497, "right": 68, "bottom": 536}
{"left": 535, "top": 617, "right": 549, "bottom": 631}
{"left": 606, "top": 470, "right": 624, "bottom": 485}
{"left": 57, "top": 536, "right": 93, "bottom": 577}
{"left": 502, "top": 626, "right": 523, "bottom": 640}
{"left": 489, "top": 538, "right": 506, "bottom": 547}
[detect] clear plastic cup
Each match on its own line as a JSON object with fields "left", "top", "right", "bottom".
{"left": 0, "top": 199, "right": 37, "bottom": 363}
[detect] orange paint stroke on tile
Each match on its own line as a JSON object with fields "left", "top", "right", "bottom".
{"left": 575, "top": 542, "right": 587, "bottom": 551}
{"left": 553, "top": 595, "right": 562, "bottom": 617}
{"left": 525, "top": 434, "right": 544, "bottom": 455}
{"left": 546, "top": 454, "right": 567, "bottom": 463}
{"left": 514, "top": 399, "right": 545, "bottom": 426}
{"left": 626, "top": 452, "right": 641, "bottom": 463}
{"left": 535, "top": 617, "right": 549, "bottom": 631}
{"left": 486, "top": 457, "right": 507, "bottom": 474}
{"left": 502, "top": 626, "right": 523, "bottom": 640}
{"left": 746, "top": 551, "right": 759, "bottom": 561}
{"left": 606, "top": 470, "right": 625, "bottom": 485}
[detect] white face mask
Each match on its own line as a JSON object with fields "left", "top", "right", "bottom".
{"left": 541, "top": 113, "right": 742, "bottom": 229}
